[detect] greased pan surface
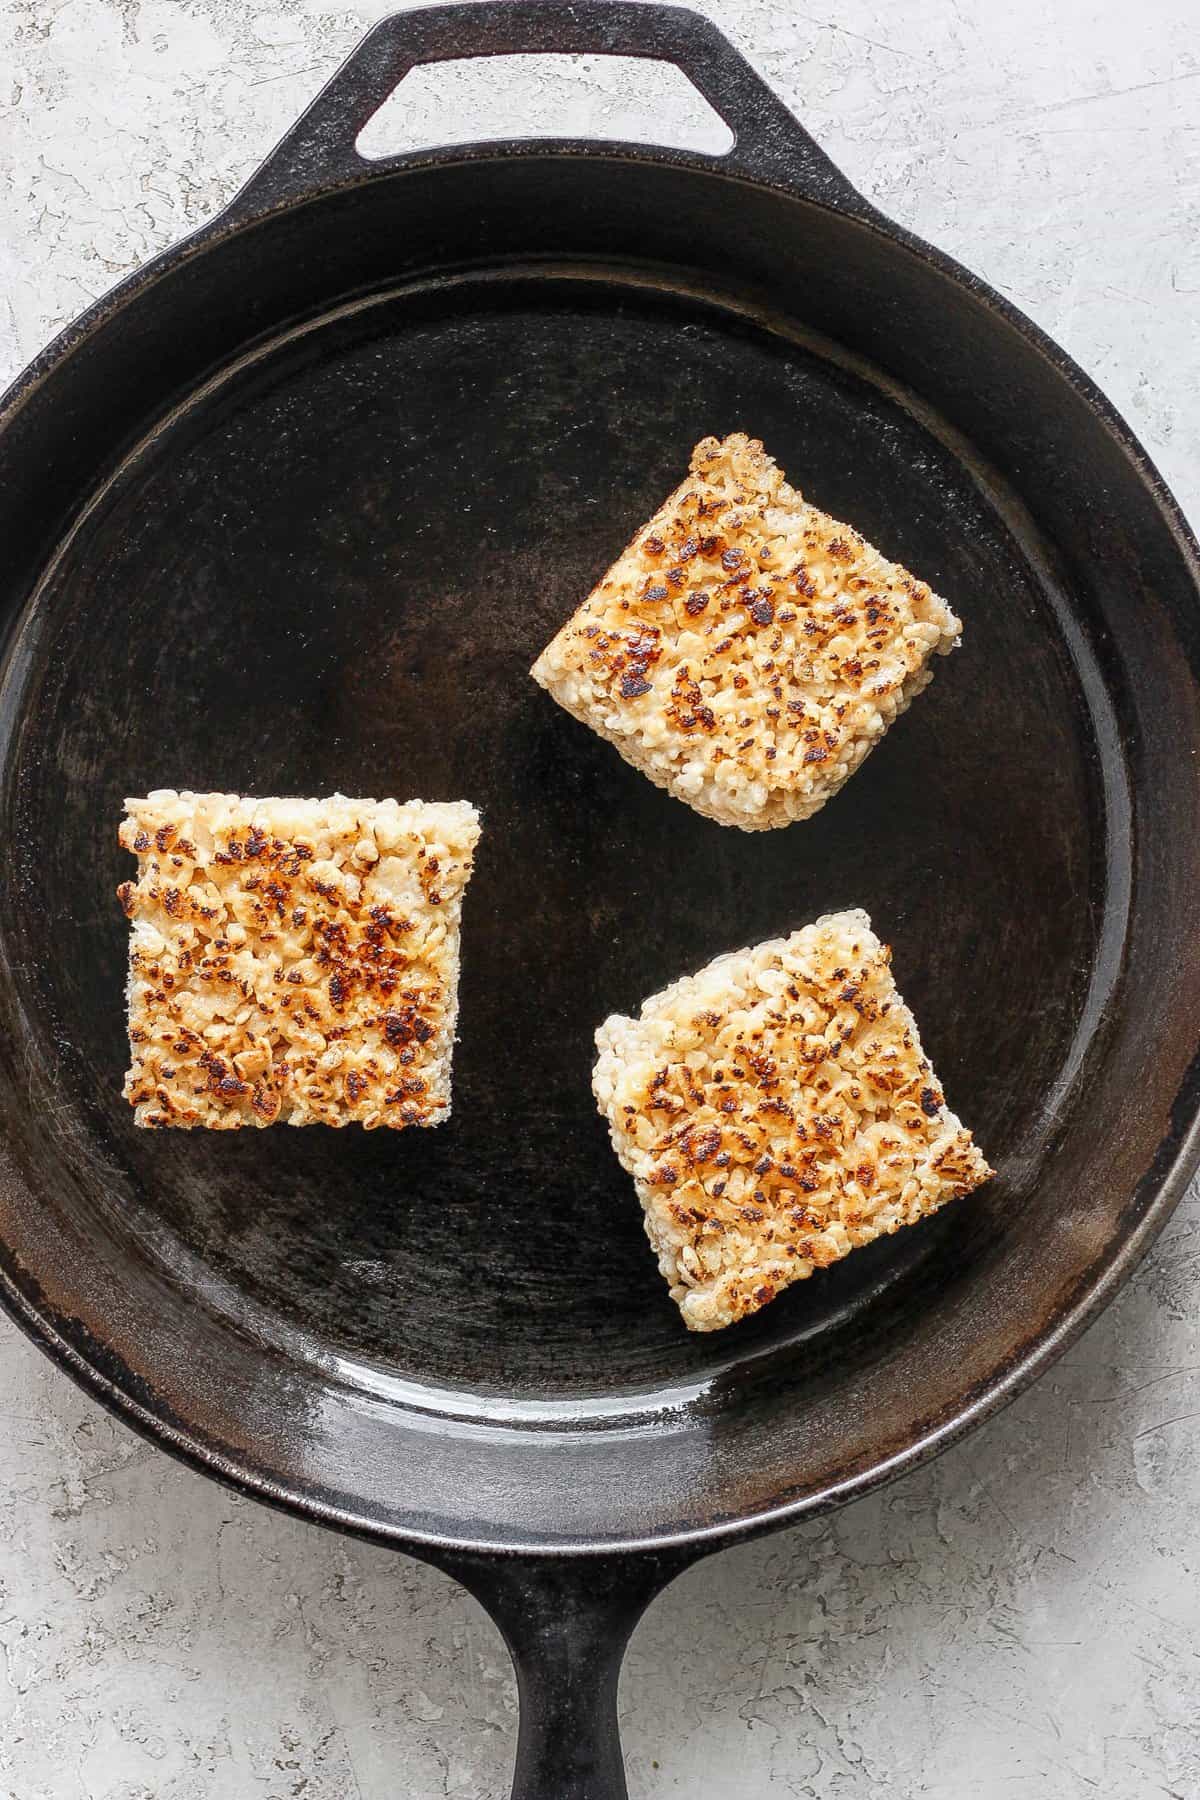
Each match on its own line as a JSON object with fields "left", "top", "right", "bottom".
{"left": 2, "top": 8, "right": 1199, "bottom": 1796}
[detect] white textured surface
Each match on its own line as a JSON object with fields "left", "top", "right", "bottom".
{"left": 2, "top": 2, "right": 1200, "bottom": 1794}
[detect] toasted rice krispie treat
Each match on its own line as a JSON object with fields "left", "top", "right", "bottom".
{"left": 532, "top": 434, "right": 961, "bottom": 830}
{"left": 118, "top": 791, "right": 480, "bottom": 1129}
{"left": 594, "top": 909, "right": 991, "bottom": 1330}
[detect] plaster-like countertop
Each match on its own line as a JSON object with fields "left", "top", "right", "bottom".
{"left": 2, "top": 2, "right": 1199, "bottom": 1794}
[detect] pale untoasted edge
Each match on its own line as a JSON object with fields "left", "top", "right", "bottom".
{"left": 531, "top": 433, "right": 961, "bottom": 831}
{"left": 119, "top": 791, "right": 480, "bottom": 1131}
{"left": 593, "top": 909, "right": 992, "bottom": 1331}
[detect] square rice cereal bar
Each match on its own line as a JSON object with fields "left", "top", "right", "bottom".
{"left": 532, "top": 434, "right": 961, "bottom": 830}
{"left": 118, "top": 791, "right": 480, "bottom": 1129}
{"left": 593, "top": 909, "right": 991, "bottom": 1330}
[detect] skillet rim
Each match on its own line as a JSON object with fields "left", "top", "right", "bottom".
{"left": 2, "top": 141, "right": 1200, "bottom": 1560}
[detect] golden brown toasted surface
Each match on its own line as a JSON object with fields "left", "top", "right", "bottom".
{"left": 593, "top": 909, "right": 992, "bottom": 1330}
{"left": 532, "top": 434, "right": 961, "bottom": 830}
{"left": 119, "top": 791, "right": 479, "bottom": 1129}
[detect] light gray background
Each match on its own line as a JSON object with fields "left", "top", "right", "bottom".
{"left": 2, "top": 1, "right": 1199, "bottom": 1795}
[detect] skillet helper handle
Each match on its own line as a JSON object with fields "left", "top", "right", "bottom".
{"left": 442, "top": 1550, "right": 689, "bottom": 1800}
{"left": 223, "top": 0, "right": 871, "bottom": 222}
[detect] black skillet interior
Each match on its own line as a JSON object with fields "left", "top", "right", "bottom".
{"left": 7, "top": 273, "right": 1105, "bottom": 1391}
{"left": 3, "top": 3, "right": 1200, "bottom": 1571}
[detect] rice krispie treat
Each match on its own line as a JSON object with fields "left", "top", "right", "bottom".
{"left": 118, "top": 791, "right": 480, "bottom": 1129}
{"left": 532, "top": 434, "right": 961, "bottom": 830}
{"left": 594, "top": 909, "right": 991, "bottom": 1330}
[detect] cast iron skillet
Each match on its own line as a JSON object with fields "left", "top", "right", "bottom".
{"left": 3, "top": 4, "right": 1200, "bottom": 1793}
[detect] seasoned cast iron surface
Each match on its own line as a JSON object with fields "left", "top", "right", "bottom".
{"left": 5, "top": 275, "right": 1107, "bottom": 1400}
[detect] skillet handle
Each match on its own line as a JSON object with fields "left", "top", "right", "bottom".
{"left": 223, "top": 0, "right": 871, "bottom": 222}
{"left": 437, "top": 1548, "right": 694, "bottom": 1800}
